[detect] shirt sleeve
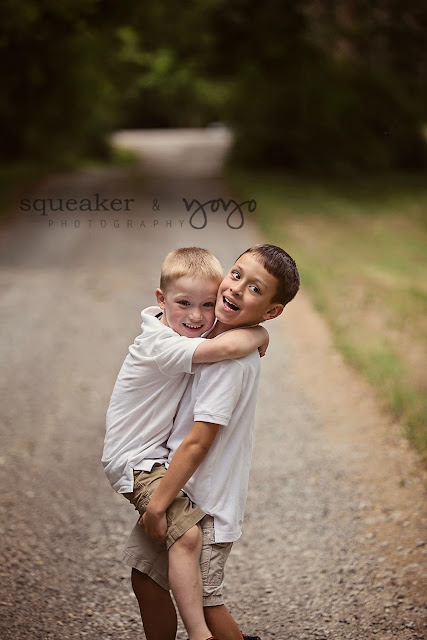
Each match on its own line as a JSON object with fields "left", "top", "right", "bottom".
{"left": 154, "top": 334, "right": 206, "bottom": 377}
{"left": 193, "top": 359, "right": 244, "bottom": 426}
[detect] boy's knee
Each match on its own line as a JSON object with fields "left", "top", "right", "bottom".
{"left": 173, "top": 524, "right": 201, "bottom": 554}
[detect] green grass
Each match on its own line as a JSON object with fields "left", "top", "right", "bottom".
{"left": 227, "top": 170, "right": 427, "bottom": 460}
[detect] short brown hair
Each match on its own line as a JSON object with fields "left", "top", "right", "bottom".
{"left": 160, "top": 247, "right": 223, "bottom": 292}
{"left": 237, "top": 244, "right": 300, "bottom": 306}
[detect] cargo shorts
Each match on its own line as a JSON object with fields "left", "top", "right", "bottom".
{"left": 123, "top": 513, "right": 233, "bottom": 606}
{"left": 122, "top": 465, "right": 205, "bottom": 549}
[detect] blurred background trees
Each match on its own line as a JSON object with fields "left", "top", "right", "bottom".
{"left": 1, "top": 0, "right": 118, "bottom": 165}
{"left": 1, "top": 0, "right": 426, "bottom": 173}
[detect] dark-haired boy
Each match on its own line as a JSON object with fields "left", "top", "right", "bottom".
{"left": 125, "top": 245, "right": 300, "bottom": 640}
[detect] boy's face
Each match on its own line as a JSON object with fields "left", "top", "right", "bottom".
{"left": 156, "top": 276, "right": 218, "bottom": 338}
{"left": 215, "top": 252, "right": 284, "bottom": 328}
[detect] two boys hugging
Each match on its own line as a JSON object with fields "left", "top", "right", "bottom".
{"left": 102, "top": 244, "right": 300, "bottom": 640}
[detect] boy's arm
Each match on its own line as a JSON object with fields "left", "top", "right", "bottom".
{"left": 192, "top": 325, "right": 269, "bottom": 363}
{"left": 141, "top": 420, "right": 221, "bottom": 543}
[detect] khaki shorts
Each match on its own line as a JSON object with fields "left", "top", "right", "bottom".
{"left": 123, "top": 465, "right": 205, "bottom": 549}
{"left": 123, "top": 514, "right": 233, "bottom": 607}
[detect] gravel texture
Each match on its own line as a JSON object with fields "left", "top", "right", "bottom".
{"left": 0, "top": 130, "right": 425, "bottom": 639}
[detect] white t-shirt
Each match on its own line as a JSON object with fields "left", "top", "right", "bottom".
{"left": 166, "top": 351, "right": 261, "bottom": 543}
{"left": 102, "top": 306, "right": 205, "bottom": 493}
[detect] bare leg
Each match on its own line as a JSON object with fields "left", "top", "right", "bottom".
{"left": 168, "top": 524, "right": 212, "bottom": 640}
{"left": 131, "top": 568, "right": 177, "bottom": 640}
{"left": 204, "top": 604, "right": 243, "bottom": 640}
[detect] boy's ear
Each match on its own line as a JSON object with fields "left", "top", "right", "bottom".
{"left": 155, "top": 288, "right": 166, "bottom": 310}
{"left": 262, "top": 304, "right": 284, "bottom": 321}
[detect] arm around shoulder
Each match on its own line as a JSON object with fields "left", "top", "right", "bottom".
{"left": 192, "top": 325, "right": 269, "bottom": 363}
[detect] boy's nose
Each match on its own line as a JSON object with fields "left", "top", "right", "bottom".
{"left": 230, "top": 285, "right": 242, "bottom": 296}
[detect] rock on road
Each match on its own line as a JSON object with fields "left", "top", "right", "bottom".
{"left": 0, "top": 129, "right": 425, "bottom": 639}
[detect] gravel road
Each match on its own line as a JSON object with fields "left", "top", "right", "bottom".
{"left": 0, "top": 129, "right": 425, "bottom": 639}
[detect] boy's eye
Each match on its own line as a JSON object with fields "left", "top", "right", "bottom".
{"left": 249, "top": 285, "right": 260, "bottom": 294}
{"left": 231, "top": 270, "right": 240, "bottom": 279}
{"left": 178, "top": 300, "right": 190, "bottom": 306}
{"left": 203, "top": 302, "right": 215, "bottom": 307}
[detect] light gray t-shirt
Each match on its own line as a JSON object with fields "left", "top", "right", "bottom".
{"left": 102, "top": 306, "right": 204, "bottom": 493}
{"left": 166, "top": 351, "right": 261, "bottom": 542}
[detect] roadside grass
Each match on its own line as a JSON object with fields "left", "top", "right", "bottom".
{"left": 228, "top": 171, "right": 427, "bottom": 460}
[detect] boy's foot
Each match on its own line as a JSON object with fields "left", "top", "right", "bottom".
{"left": 193, "top": 635, "right": 259, "bottom": 640}
{"left": 189, "top": 636, "right": 260, "bottom": 640}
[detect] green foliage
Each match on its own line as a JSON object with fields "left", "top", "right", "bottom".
{"left": 0, "top": 0, "right": 120, "bottom": 165}
{"left": 230, "top": 61, "right": 425, "bottom": 172}
{"left": 226, "top": 1, "right": 427, "bottom": 173}
{"left": 112, "top": 5, "right": 233, "bottom": 128}
{"left": 1, "top": 0, "right": 426, "bottom": 172}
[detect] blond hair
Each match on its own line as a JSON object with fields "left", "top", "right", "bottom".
{"left": 160, "top": 247, "right": 223, "bottom": 292}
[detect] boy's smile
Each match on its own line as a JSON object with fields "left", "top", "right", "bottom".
{"left": 156, "top": 276, "right": 218, "bottom": 338}
{"left": 214, "top": 253, "right": 284, "bottom": 331}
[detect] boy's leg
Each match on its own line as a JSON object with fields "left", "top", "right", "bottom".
{"left": 204, "top": 605, "right": 242, "bottom": 640}
{"left": 168, "top": 524, "right": 212, "bottom": 639}
{"left": 131, "top": 568, "right": 177, "bottom": 640}
{"left": 125, "top": 514, "right": 177, "bottom": 639}
{"left": 200, "top": 517, "right": 260, "bottom": 640}
{"left": 199, "top": 516, "right": 241, "bottom": 640}
{"left": 124, "top": 467, "right": 212, "bottom": 639}
{"left": 125, "top": 517, "right": 258, "bottom": 640}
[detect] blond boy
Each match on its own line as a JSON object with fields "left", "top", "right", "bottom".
{"left": 102, "top": 248, "right": 268, "bottom": 640}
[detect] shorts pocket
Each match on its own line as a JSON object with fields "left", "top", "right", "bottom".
{"left": 201, "top": 542, "right": 232, "bottom": 587}
{"left": 123, "top": 483, "right": 151, "bottom": 517}
{"left": 200, "top": 543, "right": 214, "bottom": 584}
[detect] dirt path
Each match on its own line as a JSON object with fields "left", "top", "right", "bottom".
{"left": 0, "top": 130, "right": 425, "bottom": 640}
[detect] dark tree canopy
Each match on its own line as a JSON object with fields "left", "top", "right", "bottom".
{"left": 1, "top": 0, "right": 426, "bottom": 172}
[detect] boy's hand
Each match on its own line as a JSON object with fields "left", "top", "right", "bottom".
{"left": 140, "top": 506, "right": 167, "bottom": 545}
{"left": 258, "top": 331, "right": 269, "bottom": 357}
